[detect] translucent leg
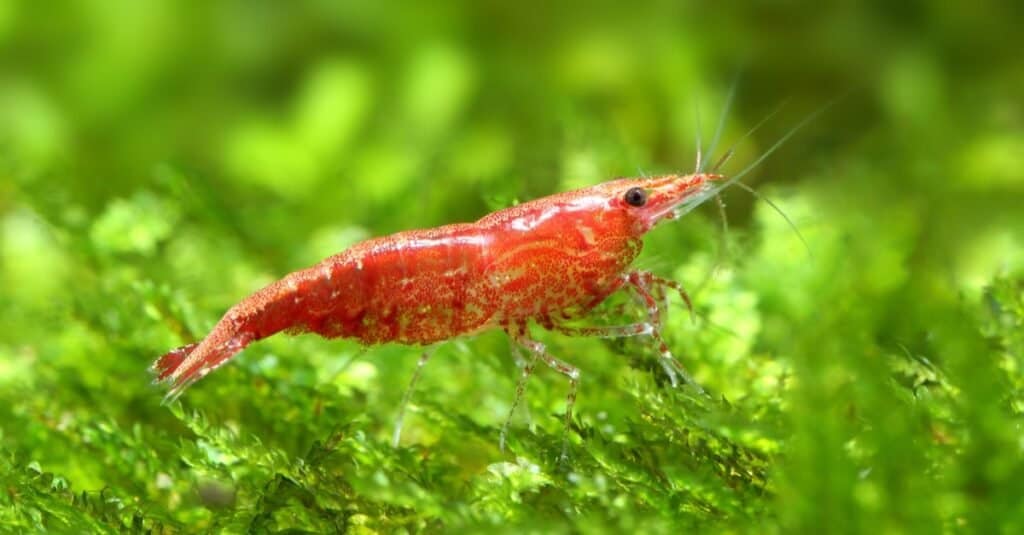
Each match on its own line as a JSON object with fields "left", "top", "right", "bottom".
{"left": 507, "top": 328, "right": 580, "bottom": 461}
{"left": 627, "top": 272, "right": 705, "bottom": 394}
{"left": 636, "top": 272, "right": 696, "bottom": 325}
{"left": 509, "top": 341, "right": 535, "bottom": 431}
{"left": 499, "top": 340, "right": 537, "bottom": 452}
{"left": 553, "top": 322, "right": 653, "bottom": 339}
{"left": 392, "top": 350, "right": 432, "bottom": 447}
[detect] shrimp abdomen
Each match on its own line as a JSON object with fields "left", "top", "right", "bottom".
{"left": 308, "top": 229, "right": 496, "bottom": 345}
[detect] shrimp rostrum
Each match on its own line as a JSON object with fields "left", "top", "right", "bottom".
{"left": 154, "top": 171, "right": 738, "bottom": 447}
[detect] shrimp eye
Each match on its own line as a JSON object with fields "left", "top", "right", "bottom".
{"left": 624, "top": 187, "right": 648, "bottom": 207}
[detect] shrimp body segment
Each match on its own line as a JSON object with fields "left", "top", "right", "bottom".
{"left": 153, "top": 173, "right": 721, "bottom": 400}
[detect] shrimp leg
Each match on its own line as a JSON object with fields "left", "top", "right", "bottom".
{"left": 626, "top": 271, "right": 705, "bottom": 394}
{"left": 547, "top": 273, "right": 703, "bottom": 392}
{"left": 507, "top": 327, "right": 580, "bottom": 460}
{"left": 552, "top": 322, "right": 654, "bottom": 338}
{"left": 499, "top": 337, "right": 538, "bottom": 452}
{"left": 639, "top": 272, "right": 696, "bottom": 325}
{"left": 392, "top": 350, "right": 434, "bottom": 447}
{"left": 554, "top": 319, "right": 702, "bottom": 393}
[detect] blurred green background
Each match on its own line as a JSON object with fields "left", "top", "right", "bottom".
{"left": 2, "top": 1, "right": 1023, "bottom": 532}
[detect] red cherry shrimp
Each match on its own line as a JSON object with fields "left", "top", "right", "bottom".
{"left": 152, "top": 93, "right": 822, "bottom": 454}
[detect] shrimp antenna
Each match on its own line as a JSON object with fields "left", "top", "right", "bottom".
{"left": 694, "top": 98, "right": 703, "bottom": 173}
{"left": 675, "top": 96, "right": 838, "bottom": 229}
{"left": 727, "top": 97, "right": 834, "bottom": 185}
{"left": 732, "top": 180, "right": 811, "bottom": 257}
{"left": 725, "top": 86, "right": 856, "bottom": 185}
{"left": 702, "top": 71, "right": 741, "bottom": 173}
{"left": 676, "top": 100, "right": 787, "bottom": 219}
{"left": 699, "top": 99, "right": 836, "bottom": 258}
{"left": 703, "top": 79, "right": 739, "bottom": 271}
{"left": 714, "top": 194, "right": 729, "bottom": 245}
{"left": 709, "top": 148, "right": 734, "bottom": 174}
{"left": 704, "top": 98, "right": 811, "bottom": 256}
{"left": 711, "top": 99, "right": 789, "bottom": 173}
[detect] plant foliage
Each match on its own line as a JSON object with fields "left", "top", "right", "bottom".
{"left": 1, "top": 2, "right": 1022, "bottom": 533}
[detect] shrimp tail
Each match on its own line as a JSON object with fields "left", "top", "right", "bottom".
{"left": 151, "top": 272, "right": 320, "bottom": 404}
{"left": 151, "top": 342, "right": 200, "bottom": 382}
{"left": 151, "top": 313, "right": 258, "bottom": 404}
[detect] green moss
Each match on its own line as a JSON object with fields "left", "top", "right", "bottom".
{"left": 2, "top": 2, "right": 1023, "bottom": 532}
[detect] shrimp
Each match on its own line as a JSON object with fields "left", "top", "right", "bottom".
{"left": 153, "top": 174, "right": 722, "bottom": 426}
{"left": 153, "top": 96, "right": 826, "bottom": 452}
